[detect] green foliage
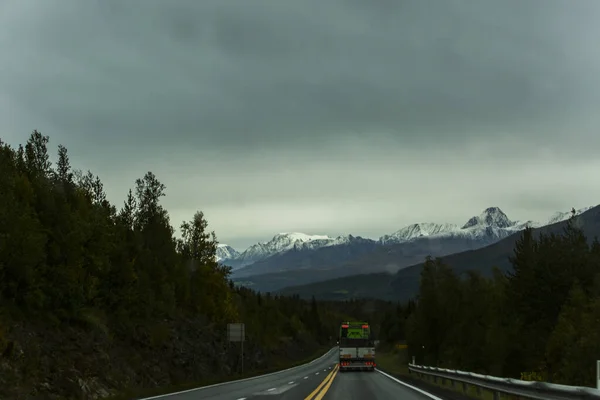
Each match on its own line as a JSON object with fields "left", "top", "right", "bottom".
{"left": 387, "top": 212, "right": 600, "bottom": 387}
{"left": 1, "top": 131, "right": 353, "bottom": 325}
{"left": 1, "top": 131, "right": 397, "bottom": 398}
{"left": 8, "top": 129, "right": 597, "bottom": 392}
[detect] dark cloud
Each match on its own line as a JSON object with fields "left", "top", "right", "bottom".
{"left": 1, "top": 0, "right": 599, "bottom": 249}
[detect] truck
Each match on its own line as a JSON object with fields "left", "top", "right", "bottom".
{"left": 337, "top": 321, "right": 376, "bottom": 372}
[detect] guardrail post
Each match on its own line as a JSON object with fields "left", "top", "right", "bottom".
{"left": 597, "top": 360, "right": 600, "bottom": 389}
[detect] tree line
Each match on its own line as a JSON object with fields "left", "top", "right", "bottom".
{"left": 6, "top": 130, "right": 596, "bottom": 391}
{"left": 379, "top": 211, "right": 600, "bottom": 387}
{"left": 0, "top": 131, "right": 387, "bottom": 370}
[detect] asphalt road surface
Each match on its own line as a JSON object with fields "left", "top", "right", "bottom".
{"left": 140, "top": 348, "right": 444, "bottom": 400}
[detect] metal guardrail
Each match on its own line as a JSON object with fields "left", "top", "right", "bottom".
{"left": 408, "top": 363, "right": 600, "bottom": 400}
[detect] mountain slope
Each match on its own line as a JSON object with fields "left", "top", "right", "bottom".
{"left": 216, "top": 244, "right": 240, "bottom": 261}
{"left": 277, "top": 205, "right": 600, "bottom": 302}
{"left": 220, "top": 232, "right": 346, "bottom": 269}
{"left": 232, "top": 235, "right": 378, "bottom": 278}
{"left": 379, "top": 222, "right": 459, "bottom": 244}
{"left": 231, "top": 207, "right": 540, "bottom": 288}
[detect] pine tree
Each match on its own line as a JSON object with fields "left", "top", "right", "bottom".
{"left": 24, "top": 130, "right": 52, "bottom": 178}
{"left": 119, "top": 189, "right": 137, "bottom": 230}
{"left": 55, "top": 144, "right": 72, "bottom": 184}
{"left": 545, "top": 281, "right": 588, "bottom": 383}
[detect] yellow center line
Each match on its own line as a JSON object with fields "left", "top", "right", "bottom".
{"left": 313, "top": 364, "right": 339, "bottom": 400}
{"left": 304, "top": 364, "right": 339, "bottom": 400}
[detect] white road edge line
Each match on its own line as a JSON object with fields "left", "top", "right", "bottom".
{"left": 137, "top": 347, "right": 336, "bottom": 399}
{"left": 376, "top": 369, "right": 445, "bottom": 400}
{"left": 267, "top": 388, "right": 276, "bottom": 391}
{"left": 236, "top": 398, "right": 246, "bottom": 400}
{"left": 304, "top": 376, "right": 308, "bottom": 379}
{"left": 288, "top": 381, "right": 294, "bottom": 384}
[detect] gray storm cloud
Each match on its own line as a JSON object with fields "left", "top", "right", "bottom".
{"left": 1, "top": 0, "right": 600, "bottom": 249}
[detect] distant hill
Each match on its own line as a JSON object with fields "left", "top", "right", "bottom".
{"left": 277, "top": 205, "right": 600, "bottom": 302}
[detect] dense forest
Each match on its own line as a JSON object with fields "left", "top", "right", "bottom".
{"left": 2, "top": 130, "right": 598, "bottom": 397}
{"left": 379, "top": 211, "right": 600, "bottom": 388}
{"left": 0, "top": 131, "right": 393, "bottom": 399}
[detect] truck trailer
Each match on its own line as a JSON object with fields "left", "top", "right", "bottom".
{"left": 338, "top": 321, "right": 376, "bottom": 372}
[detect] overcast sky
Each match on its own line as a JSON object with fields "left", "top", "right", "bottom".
{"left": 2, "top": 0, "right": 600, "bottom": 250}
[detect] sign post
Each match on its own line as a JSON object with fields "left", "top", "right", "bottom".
{"left": 227, "top": 323, "right": 245, "bottom": 375}
{"left": 412, "top": 356, "right": 415, "bottom": 365}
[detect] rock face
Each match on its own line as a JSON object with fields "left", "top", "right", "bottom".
{"left": 0, "top": 318, "right": 322, "bottom": 399}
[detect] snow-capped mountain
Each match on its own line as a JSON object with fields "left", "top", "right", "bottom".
{"left": 216, "top": 244, "right": 240, "bottom": 261}
{"left": 379, "top": 222, "right": 459, "bottom": 244}
{"left": 227, "top": 205, "right": 598, "bottom": 292}
{"left": 544, "top": 206, "right": 594, "bottom": 226}
{"left": 231, "top": 234, "right": 378, "bottom": 278}
{"left": 220, "top": 232, "right": 356, "bottom": 269}
{"left": 462, "top": 206, "right": 512, "bottom": 229}
{"left": 376, "top": 206, "right": 593, "bottom": 246}
{"left": 378, "top": 207, "right": 518, "bottom": 245}
{"left": 221, "top": 205, "right": 596, "bottom": 274}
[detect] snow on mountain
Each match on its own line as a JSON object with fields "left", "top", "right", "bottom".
{"left": 378, "top": 207, "right": 517, "bottom": 245}
{"left": 508, "top": 219, "right": 537, "bottom": 230}
{"left": 220, "top": 205, "right": 597, "bottom": 269}
{"left": 462, "top": 207, "right": 512, "bottom": 229}
{"left": 376, "top": 206, "right": 594, "bottom": 245}
{"left": 216, "top": 244, "right": 240, "bottom": 261}
{"left": 544, "top": 206, "right": 594, "bottom": 226}
{"left": 221, "top": 232, "right": 353, "bottom": 269}
{"left": 379, "top": 223, "right": 459, "bottom": 244}
{"left": 506, "top": 206, "right": 594, "bottom": 231}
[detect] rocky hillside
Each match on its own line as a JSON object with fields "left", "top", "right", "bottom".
{"left": 0, "top": 305, "right": 328, "bottom": 399}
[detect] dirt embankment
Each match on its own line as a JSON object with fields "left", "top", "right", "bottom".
{"left": 0, "top": 316, "right": 324, "bottom": 399}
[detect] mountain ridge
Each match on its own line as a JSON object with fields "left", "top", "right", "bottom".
{"left": 227, "top": 205, "right": 596, "bottom": 292}
{"left": 275, "top": 204, "right": 600, "bottom": 302}
{"left": 221, "top": 206, "right": 592, "bottom": 276}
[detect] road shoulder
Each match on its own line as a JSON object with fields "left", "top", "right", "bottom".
{"left": 376, "top": 349, "right": 472, "bottom": 400}
{"left": 376, "top": 368, "right": 473, "bottom": 400}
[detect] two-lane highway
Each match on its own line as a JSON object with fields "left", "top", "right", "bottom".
{"left": 318, "top": 369, "right": 444, "bottom": 400}
{"left": 141, "top": 348, "right": 444, "bottom": 400}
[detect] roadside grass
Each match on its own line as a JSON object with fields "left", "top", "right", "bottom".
{"left": 376, "top": 346, "right": 513, "bottom": 400}
{"left": 375, "top": 347, "right": 409, "bottom": 377}
{"left": 106, "top": 346, "right": 331, "bottom": 400}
